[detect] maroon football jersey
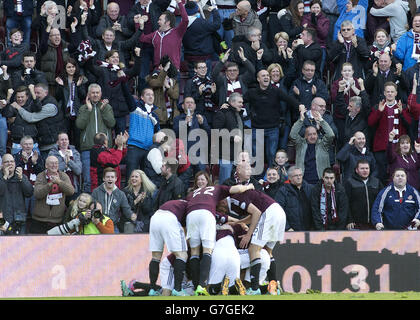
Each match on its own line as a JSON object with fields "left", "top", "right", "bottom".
{"left": 159, "top": 199, "right": 188, "bottom": 224}
{"left": 231, "top": 190, "right": 276, "bottom": 214}
{"left": 186, "top": 185, "right": 232, "bottom": 217}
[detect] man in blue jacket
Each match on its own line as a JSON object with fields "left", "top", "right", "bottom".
{"left": 372, "top": 168, "right": 420, "bottom": 230}
{"left": 122, "top": 85, "right": 160, "bottom": 179}
{"left": 395, "top": 14, "right": 420, "bottom": 71}
{"left": 183, "top": 2, "right": 221, "bottom": 76}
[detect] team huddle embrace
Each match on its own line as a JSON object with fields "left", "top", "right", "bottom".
{"left": 121, "top": 160, "right": 286, "bottom": 296}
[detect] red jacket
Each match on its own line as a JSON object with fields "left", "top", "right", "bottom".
{"left": 367, "top": 103, "right": 412, "bottom": 152}
{"left": 90, "top": 145, "right": 127, "bottom": 192}
{"left": 139, "top": 2, "right": 188, "bottom": 70}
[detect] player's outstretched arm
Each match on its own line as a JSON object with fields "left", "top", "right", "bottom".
{"left": 229, "top": 184, "right": 254, "bottom": 195}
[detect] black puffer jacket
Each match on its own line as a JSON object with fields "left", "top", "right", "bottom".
{"left": 344, "top": 172, "right": 383, "bottom": 226}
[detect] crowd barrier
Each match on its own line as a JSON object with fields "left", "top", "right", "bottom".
{"left": 0, "top": 231, "right": 419, "bottom": 298}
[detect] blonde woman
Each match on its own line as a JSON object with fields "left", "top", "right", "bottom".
{"left": 64, "top": 192, "right": 114, "bottom": 234}
{"left": 123, "top": 170, "right": 157, "bottom": 233}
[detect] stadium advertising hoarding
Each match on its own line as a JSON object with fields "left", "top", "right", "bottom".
{"left": 0, "top": 231, "right": 419, "bottom": 298}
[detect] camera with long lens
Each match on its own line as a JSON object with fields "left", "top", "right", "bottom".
{"left": 47, "top": 218, "right": 81, "bottom": 235}
{"left": 0, "top": 217, "right": 5, "bottom": 227}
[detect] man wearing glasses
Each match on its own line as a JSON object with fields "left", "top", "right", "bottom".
{"left": 329, "top": 20, "right": 370, "bottom": 81}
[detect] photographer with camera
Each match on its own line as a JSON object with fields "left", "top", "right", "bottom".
{"left": 63, "top": 193, "right": 114, "bottom": 235}
{"left": 0, "top": 153, "right": 34, "bottom": 234}
{"left": 48, "top": 193, "right": 114, "bottom": 235}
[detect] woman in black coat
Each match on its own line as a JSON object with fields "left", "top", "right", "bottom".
{"left": 55, "top": 58, "right": 88, "bottom": 149}
{"left": 123, "top": 169, "right": 156, "bottom": 233}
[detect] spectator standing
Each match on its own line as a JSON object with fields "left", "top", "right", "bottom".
{"left": 333, "top": 0, "right": 368, "bottom": 41}
{"left": 139, "top": 0, "right": 188, "bottom": 71}
{"left": 182, "top": 2, "right": 221, "bottom": 74}
{"left": 0, "top": 29, "right": 30, "bottom": 76}
{"left": 183, "top": 61, "right": 218, "bottom": 126}
{"left": 123, "top": 169, "right": 157, "bottom": 233}
{"left": 211, "top": 48, "right": 255, "bottom": 108}
{"left": 289, "top": 60, "right": 329, "bottom": 111}
{"left": 301, "top": 0, "right": 329, "bottom": 74}
{"left": 247, "top": 69, "right": 300, "bottom": 168}
{"left": 122, "top": 85, "right": 160, "bottom": 178}
{"left": 291, "top": 28, "right": 323, "bottom": 78}
{"left": 3, "top": 0, "right": 33, "bottom": 46}
{"left": 334, "top": 78, "right": 371, "bottom": 147}
{"left": 14, "top": 83, "right": 65, "bottom": 161}
{"left": 90, "top": 131, "right": 128, "bottom": 192}
{"left": 48, "top": 132, "right": 82, "bottom": 200}
{"left": 329, "top": 20, "right": 370, "bottom": 81}
{"left": 212, "top": 92, "right": 244, "bottom": 184}
{"left": 367, "top": 82, "right": 412, "bottom": 185}
{"left": 39, "top": 15, "right": 75, "bottom": 97}
{"left": 275, "top": 166, "right": 314, "bottom": 231}
{"left": 289, "top": 108, "right": 335, "bottom": 185}
{"left": 366, "top": 0, "right": 390, "bottom": 45}
{"left": 146, "top": 57, "right": 180, "bottom": 128}
{"left": 394, "top": 14, "right": 420, "bottom": 71}
{"left": 0, "top": 153, "right": 33, "bottom": 234}
{"left": 92, "top": 167, "right": 136, "bottom": 233}
{"left": 55, "top": 58, "right": 88, "bottom": 150}
{"left": 344, "top": 159, "right": 383, "bottom": 230}
{"left": 173, "top": 96, "right": 211, "bottom": 175}
{"left": 387, "top": 132, "right": 420, "bottom": 190}
{"left": 126, "top": 0, "right": 163, "bottom": 92}
{"left": 228, "top": 0, "right": 262, "bottom": 38}
{"left": 276, "top": 0, "right": 304, "bottom": 46}
{"left": 30, "top": 155, "right": 75, "bottom": 234}
{"left": 372, "top": 168, "right": 420, "bottom": 230}
{"left": 369, "top": 0, "right": 409, "bottom": 44}
{"left": 155, "top": 158, "right": 185, "bottom": 209}
{"left": 311, "top": 167, "right": 349, "bottom": 230}
{"left": 336, "top": 131, "right": 377, "bottom": 181}
{"left": 76, "top": 83, "right": 116, "bottom": 193}
{"left": 365, "top": 53, "right": 403, "bottom": 106}
{"left": 1, "top": 85, "right": 40, "bottom": 155}
{"left": 14, "top": 136, "right": 44, "bottom": 222}
{"left": 96, "top": 2, "right": 132, "bottom": 42}
{"left": 11, "top": 52, "right": 48, "bottom": 88}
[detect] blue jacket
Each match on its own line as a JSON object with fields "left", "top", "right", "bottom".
{"left": 371, "top": 183, "right": 420, "bottom": 229}
{"left": 395, "top": 30, "right": 417, "bottom": 71}
{"left": 333, "top": 0, "right": 368, "bottom": 40}
{"left": 182, "top": 10, "right": 221, "bottom": 57}
{"left": 122, "top": 82, "right": 160, "bottom": 150}
{"left": 127, "top": 100, "right": 160, "bottom": 150}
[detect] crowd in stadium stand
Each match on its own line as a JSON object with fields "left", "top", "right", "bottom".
{"left": 1, "top": 0, "right": 420, "bottom": 237}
